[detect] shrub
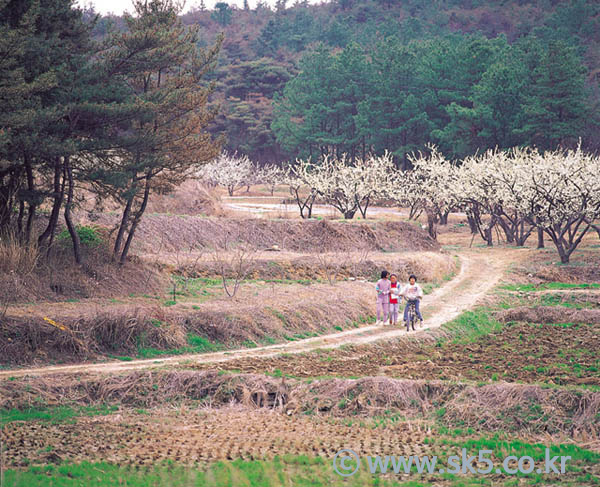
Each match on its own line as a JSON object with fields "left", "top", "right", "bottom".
{"left": 58, "top": 225, "right": 102, "bottom": 248}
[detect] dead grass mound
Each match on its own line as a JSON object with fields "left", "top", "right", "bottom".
{"left": 2, "top": 372, "right": 597, "bottom": 439}
{"left": 0, "top": 233, "right": 165, "bottom": 304}
{"left": 0, "top": 283, "right": 373, "bottom": 365}
{"left": 0, "top": 370, "right": 287, "bottom": 410}
{"left": 0, "top": 308, "right": 187, "bottom": 364}
{"left": 92, "top": 216, "right": 438, "bottom": 254}
{"left": 496, "top": 306, "right": 600, "bottom": 324}
{"left": 444, "top": 383, "right": 600, "bottom": 437}
{"left": 144, "top": 181, "right": 225, "bottom": 217}
{"left": 288, "top": 377, "right": 459, "bottom": 416}
{"left": 185, "top": 252, "right": 455, "bottom": 284}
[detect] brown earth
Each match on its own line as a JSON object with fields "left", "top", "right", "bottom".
{"left": 2, "top": 406, "right": 434, "bottom": 468}
{"left": 1, "top": 371, "right": 598, "bottom": 447}
{"left": 88, "top": 216, "right": 440, "bottom": 254}
{"left": 191, "top": 321, "right": 600, "bottom": 387}
{"left": 496, "top": 306, "right": 600, "bottom": 324}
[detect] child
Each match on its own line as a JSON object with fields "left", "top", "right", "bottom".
{"left": 389, "top": 274, "right": 401, "bottom": 325}
{"left": 403, "top": 274, "right": 424, "bottom": 328}
{"left": 375, "top": 270, "right": 391, "bottom": 325}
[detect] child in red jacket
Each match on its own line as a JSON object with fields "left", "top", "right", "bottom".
{"left": 389, "top": 274, "right": 401, "bottom": 325}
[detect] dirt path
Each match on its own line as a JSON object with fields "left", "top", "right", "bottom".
{"left": 0, "top": 249, "right": 519, "bottom": 379}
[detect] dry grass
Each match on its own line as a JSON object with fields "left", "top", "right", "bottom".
{"left": 0, "top": 228, "right": 166, "bottom": 305}
{"left": 496, "top": 306, "right": 600, "bottom": 324}
{"left": 444, "top": 383, "right": 600, "bottom": 437}
{"left": 90, "top": 216, "right": 439, "bottom": 254}
{"left": 0, "top": 307, "right": 187, "bottom": 363}
{"left": 177, "top": 251, "right": 456, "bottom": 283}
{"left": 2, "top": 371, "right": 597, "bottom": 440}
{"left": 0, "top": 232, "right": 40, "bottom": 275}
{"left": 0, "top": 281, "right": 375, "bottom": 365}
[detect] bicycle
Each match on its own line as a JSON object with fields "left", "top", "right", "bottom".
{"left": 405, "top": 299, "right": 417, "bottom": 332}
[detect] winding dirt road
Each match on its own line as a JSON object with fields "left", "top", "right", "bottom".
{"left": 0, "top": 248, "right": 521, "bottom": 379}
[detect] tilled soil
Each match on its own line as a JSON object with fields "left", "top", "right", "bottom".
{"left": 3, "top": 407, "right": 433, "bottom": 468}
{"left": 198, "top": 321, "right": 600, "bottom": 386}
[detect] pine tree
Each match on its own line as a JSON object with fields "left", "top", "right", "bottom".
{"left": 98, "top": 0, "right": 222, "bottom": 264}
{"left": 272, "top": 43, "right": 368, "bottom": 161}
{"left": 357, "top": 38, "right": 433, "bottom": 169}
{"left": 0, "top": 0, "right": 93, "bottom": 252}
{"left": 211, "top": 2, "right": 232, "bottom": 25}
{"left": 516, "top": 39, "right": 588, "bottom": 149}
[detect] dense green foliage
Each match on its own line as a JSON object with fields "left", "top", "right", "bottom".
{"left": 171, "top": 0, "right": 600, "bottom": 162}
{"left": 0, "top": 0, "right": 221, "bottom": 263}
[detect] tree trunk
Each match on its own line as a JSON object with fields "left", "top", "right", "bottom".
{"left": 408, "top": 202, "right": 422, "bottom": 221}
{"left": 466, "top": 210, "right": 478, "bottom": 234}
{"left": 358, "top": 196, "right": 370, "bottom": 219}
{"left": 0, "top": 166, "right": 22, "bottom": 232}
{"left": 439, "top": 209, "right": 450, "bottom": 225}
{"left": 119, "top": 174, "right": 151, "bottom": 264}
{"left": 113, "top": 193, "right": 134, "bottom": 260}
{"left": 343, "top": 209, "right": 357, "bottom": 219}
{"left": 306, "top": 196, "right": 313, "bottom": 219}
{"left": 24, "top": 154, "right": 36, "bottom": 243}
{"left": 16, "top": 200, "right": 25, "bottom": 238}
{"left": 63, "top": 156, "right": 82, "bottom": 264}
{"left": 484, "top": 226, "right": 493, "bottom": 246}
{"left": 426, "top": 209, "right": 438, "bottom": 240}
{"left": 38, "top": 157, "right": 65, "bottom": 252}
{"left": 537, "top": 226, "right": 544, "bottom": 249}
{"left": 550, "top": 235, "right": 569, "bottom": 264}
{"left": 497, "top": 216, "right": 514, "bottom": 243}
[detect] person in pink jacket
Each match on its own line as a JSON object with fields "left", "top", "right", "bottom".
{"left": 375, "top": 270, "right": 391, "bottom": 325}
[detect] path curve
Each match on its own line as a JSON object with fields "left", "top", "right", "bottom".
{"left": 0, "top": 250, "right": 515, "bottom": 378}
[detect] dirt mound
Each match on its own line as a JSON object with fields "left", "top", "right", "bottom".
{"left": 2, "top": 371, "right": 597, "bottom": 438}
{"left": 0, "top": 241, "right": 165, "bottom": 305}
{"left": 496, "top": 306, "right": 600, "bottom": 324}
{"left": 0, "top": 282, "right": 373, "bottom": 366}
{"left": 512, "top": 248, "right": 600, "bottom": 284}
{"left": 444, "top": 383, "right": 600, "bottom": 436}
{"left": 144, "top": 181, "right": 225, "bottom": 217}
{"left": 182, "top": 252, "right": 455, "bottom": 283}
{"left": 91, "top": 216, "right": 439, "bottom": 254}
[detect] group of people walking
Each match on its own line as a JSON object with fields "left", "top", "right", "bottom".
{"left": 375, "top": 271, "right": 424, "bottom": 328}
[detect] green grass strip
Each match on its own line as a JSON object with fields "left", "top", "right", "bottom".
{"left": 501, "top": 282, "right": 600, "bottom": 292}
{"left": 1, "top": 404, "right": 118, "bottom": 425}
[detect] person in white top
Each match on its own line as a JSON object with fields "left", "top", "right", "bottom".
{"left": 401, "top": 274, "right": 424, "bottom": 328}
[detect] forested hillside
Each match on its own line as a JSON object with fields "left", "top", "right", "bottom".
{"left": 92, "top": 0, "right": 600, "bottom": 164}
